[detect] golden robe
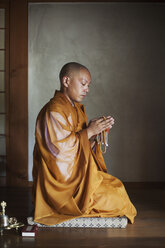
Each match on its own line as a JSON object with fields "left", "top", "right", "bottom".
{"left": 33, "top": 91, "right": 137, "bottom": 225}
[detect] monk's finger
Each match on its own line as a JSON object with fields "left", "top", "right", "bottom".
{"left": 102, "top": 121, "right": 111, "bottom": 129}
{"left": 96, "top": 117, "right": 105, "bottom": 124}
{"left": 104, "top": 119, "right": 112, "bottom": 125}
{"left": 110, "top": 119, "right": 115, "bottom": 125}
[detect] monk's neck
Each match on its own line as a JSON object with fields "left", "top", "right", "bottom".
{"left": 60, "top": 89, "right": 75, "bottom": 107}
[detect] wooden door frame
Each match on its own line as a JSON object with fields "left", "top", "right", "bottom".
{"left": 2, "top": 0, "right": 164, "bottom": 186}
{"left": 0, "top": 1, "right": 9, "bottom": 186}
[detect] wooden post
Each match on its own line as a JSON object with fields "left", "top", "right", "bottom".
{"left": 8, "top": 0, "right": 28, "bottom": 186}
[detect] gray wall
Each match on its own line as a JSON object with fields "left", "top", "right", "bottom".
{"left": 28, "top": 3, "right": 165, "bottom": 182}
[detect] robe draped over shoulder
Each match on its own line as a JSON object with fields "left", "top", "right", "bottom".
{"left": 32, "top": 91, "right": 137, "bottom": 225}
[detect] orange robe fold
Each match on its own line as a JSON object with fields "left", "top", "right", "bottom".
{"left": 32, "top": 91, "right": 137, "bottom": 225}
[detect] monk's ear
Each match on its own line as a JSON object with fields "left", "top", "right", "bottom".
{"left": 62, "top": 76, "right": 70, "bottom": 88}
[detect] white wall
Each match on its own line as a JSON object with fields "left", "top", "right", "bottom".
{"left": 28, "top": 3, "right": 165, "bottom": 181}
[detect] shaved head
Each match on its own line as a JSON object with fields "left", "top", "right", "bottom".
{"left": 59, "top": 62, "right": 89, "bottom": 84}
{"left": 59, "top": 62, "right": 91, "bottom": 103}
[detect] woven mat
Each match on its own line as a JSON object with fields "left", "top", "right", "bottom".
{"left": 27, "top": 216, "right": 128, "bottom": 228}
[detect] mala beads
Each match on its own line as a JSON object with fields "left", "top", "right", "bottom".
{"left": 96, "top": 117, "right": 109, "bottom": 154}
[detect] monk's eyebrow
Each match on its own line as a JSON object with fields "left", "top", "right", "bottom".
{"left": 82, "top": 79, "right": 91, "bottom": 84}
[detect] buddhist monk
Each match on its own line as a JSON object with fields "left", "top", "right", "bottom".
{"left": 32, "top": 62, "right": 137, "bottom": 225}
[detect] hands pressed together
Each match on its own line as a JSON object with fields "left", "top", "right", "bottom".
{"left": 87, "top": 116, "right": 115, "bottom": 140}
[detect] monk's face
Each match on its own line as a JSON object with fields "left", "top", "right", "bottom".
{"left": 65, "top": 69, "right": 91, "bottom": 103}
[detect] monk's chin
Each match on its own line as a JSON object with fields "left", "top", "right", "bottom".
{"left": 74, "top": 97, "right": 84, "bottom": 103}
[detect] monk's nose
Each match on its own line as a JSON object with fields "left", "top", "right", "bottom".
{"left": 85, "top": 87, "right": 89, "bottom": 93}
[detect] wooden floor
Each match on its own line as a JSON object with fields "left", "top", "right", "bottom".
{"left": 0, "top": 184, "right": 165, "bottom": 248}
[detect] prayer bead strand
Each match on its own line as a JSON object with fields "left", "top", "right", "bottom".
{"left": 96, "top": 117, "right": 107, "bottom": 154}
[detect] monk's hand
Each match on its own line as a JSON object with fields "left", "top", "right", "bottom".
{"left": 87, "top": 116, "right": 115, "bottom": 139}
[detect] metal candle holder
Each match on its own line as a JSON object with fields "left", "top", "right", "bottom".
{"left": 0, "top": 201, "right": 24, "bottom": 235}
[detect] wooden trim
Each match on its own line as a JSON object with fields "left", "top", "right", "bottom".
{"left": 7, "top": 0, "right": 28, "bottom": 186}
{"left": 5, "top": 1, "right": 9, "bottom": 186}
{"left": 0, "top": 2, "right": 9, "bottom": 185}
{"left": 0, "top": 1, "right": 9, "bottom": 4}
{"left": 28, "top": 0, "right": 165, "bottom": 2}
{"left": 25, "top": 181, "right": 165, "bottom": 188}
{"left": 123, "top": 182, "right": 165, "bottom": 189}
{"left": 26, "top": 181, "right": 165, "bottom": 188}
